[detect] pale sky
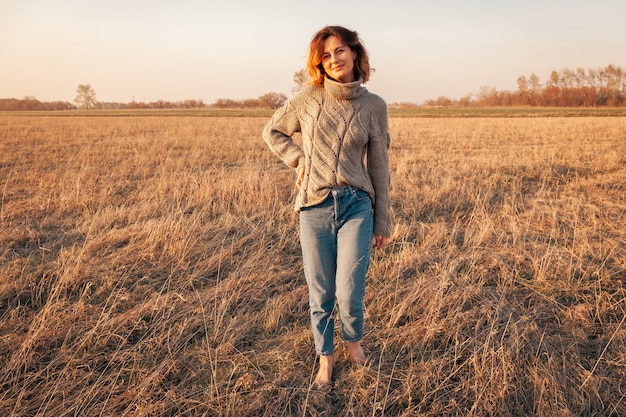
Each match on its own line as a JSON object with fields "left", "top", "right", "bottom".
{"left": 1, "top": 0, "right": 625, "bottom": 104}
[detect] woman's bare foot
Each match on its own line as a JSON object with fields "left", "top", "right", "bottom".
{"left": 313, "top": 354, "right": 334, "bottom": 387}
{"left": 346, "top": 341, "right": 367, "bottom": 366}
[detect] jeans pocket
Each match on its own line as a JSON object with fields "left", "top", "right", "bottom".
{"left": 350, "top": 187, "right": 370, "bottom": 202}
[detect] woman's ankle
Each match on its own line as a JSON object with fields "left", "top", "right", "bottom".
{"left": 346, "top": 341, "right": 366, "bottom": 366}
{"left": 314, "top": 354, "right": 334, "bottom": 384}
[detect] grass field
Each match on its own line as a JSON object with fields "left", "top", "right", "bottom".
{"left": 0, "top": 113, "right": 625, "bottom": 416}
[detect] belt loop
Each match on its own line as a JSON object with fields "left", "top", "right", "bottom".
{"left": 332, "top": 188, "right": 338, "bottom": 220}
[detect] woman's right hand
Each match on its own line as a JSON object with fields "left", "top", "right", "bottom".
{"left": 296, "top": 166, "right": 305, "bottom": 188}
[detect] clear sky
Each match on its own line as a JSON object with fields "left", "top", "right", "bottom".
{"left": 1, "top": 0, "right": 625, "bottom": 104}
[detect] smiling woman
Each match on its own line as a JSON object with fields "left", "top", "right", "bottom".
{"left": 307, "top": 25, "right": 372, "bottom": 86}
{"left": 262, "top": 25, "right": 391, "bottom": 389}
{"left": 320, "top": 36, "right": 356, "bottom": 83}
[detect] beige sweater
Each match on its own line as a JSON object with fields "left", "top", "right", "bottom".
{"left": 262, "top": 77, "right": 391, "bottom": 237}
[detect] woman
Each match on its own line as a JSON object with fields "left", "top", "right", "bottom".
{"left": 262, "top": 25, "right": 391, "bottom": 387}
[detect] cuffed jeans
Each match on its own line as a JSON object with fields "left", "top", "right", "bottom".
{"left": 299, "top": 186, "right": 374, "bottom": 356}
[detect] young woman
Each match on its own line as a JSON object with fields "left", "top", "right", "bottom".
{"left": 262, "top": 25, "right": 391, "bottom": 387}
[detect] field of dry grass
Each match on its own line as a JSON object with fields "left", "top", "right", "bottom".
{"left": 1, "top": 114, "right": 625, "bottom": 416}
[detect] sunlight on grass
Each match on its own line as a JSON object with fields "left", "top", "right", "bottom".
{"left": 1, "top": 115, "right": 625, "bottom": 416}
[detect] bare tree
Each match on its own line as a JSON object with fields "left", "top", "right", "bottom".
{"left": 477, "top": 85, "right": 497, "bottom": 105}
{"left": 561, "top": 68, "right": 575, "bottom": 89}
{"left": 258, "top": 92, "right": 287, "bottom": 109}
{"left": 292, "top": 68, "right": 310, "bottom": 94}
{"left": 575, "top": 67, "right": 586, "bottom": 89}
{"left": 75, "top": 84, "right": 97, "bottom": 110}
{"left": 529, "top": 73, "right": 541, "bottom": 92}
{"left": 517, "top": 75, "right": 529, "bottom": 105}
{"left": 547, "top": 71, "right": 560, "bottom": 88}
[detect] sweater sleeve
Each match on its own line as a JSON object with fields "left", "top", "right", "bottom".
{"left": 367, "top": 100, "right": 392, "bottom": 238}
{"left": 262, "top": 99, "right": 305, "bottom": 170}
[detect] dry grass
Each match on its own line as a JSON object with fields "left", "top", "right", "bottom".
{"left": 0, "top": 114, "right": 625, "bottom": 416}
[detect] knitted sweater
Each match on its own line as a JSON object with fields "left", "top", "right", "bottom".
{"left": 262, "top": 77, "right": 391, "bottom": 237}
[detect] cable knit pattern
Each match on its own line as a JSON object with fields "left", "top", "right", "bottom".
{"left": 263, "top": 77, "right": 392, "bottom": 237}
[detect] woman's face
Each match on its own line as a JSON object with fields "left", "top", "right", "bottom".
{"left": 321, "top": 35, "right": 356, "bottom": 83}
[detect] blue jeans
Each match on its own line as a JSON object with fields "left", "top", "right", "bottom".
{"left": 299, "top": 186, "right": 374, "bottom": 356}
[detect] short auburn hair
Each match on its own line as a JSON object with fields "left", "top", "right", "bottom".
{"left": 307, "top": 26, "right": 371, "bottom": 86}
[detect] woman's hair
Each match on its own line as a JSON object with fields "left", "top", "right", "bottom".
{"left": 307, "top": 25, "right": 371, "bottom": 86}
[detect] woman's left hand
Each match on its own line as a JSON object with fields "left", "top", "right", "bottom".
{"left": 373, "top": 234, "right": 389, "bottom": 250}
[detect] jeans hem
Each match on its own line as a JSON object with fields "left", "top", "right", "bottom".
{"left": 343, "top": 336, "right": 363, "bottom": 343}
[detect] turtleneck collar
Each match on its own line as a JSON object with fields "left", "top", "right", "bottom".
{"left": 324, "top": 76, "right": 366, "bottom": 100}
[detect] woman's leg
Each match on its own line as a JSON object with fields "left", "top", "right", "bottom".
{"left": 335, "top": 188, "right": 373, "bottom": 363}
{"left": 299, "top": 197, "right": 337, "bottom": 357}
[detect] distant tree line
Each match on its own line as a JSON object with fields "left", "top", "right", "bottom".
{"left": 212, "top": 92, "right": 287, "bottom": 109}
{"left": 0, "top": 91, "right": 287, "bottom": 111}
{"left": 419, "top": 64, "right": 626, "bottom": 108}
{"left": 0, "top": 97, "right": 75, "bottom": 111}
{"left": 3, "top": 65, "right": 624, "bottom": 111}
{"left": 0, "top": 97, "right": 208, "bottom": 111}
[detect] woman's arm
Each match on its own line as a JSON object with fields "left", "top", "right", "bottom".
{"left": 262, "top": 101, "right": 304, "bottom": 170}
{"left": 368, "top": 101, "right": 392, "bottom": 239}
